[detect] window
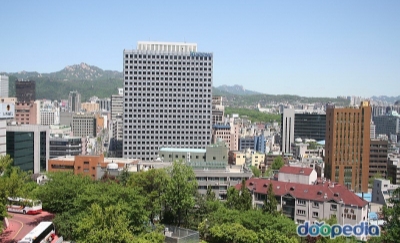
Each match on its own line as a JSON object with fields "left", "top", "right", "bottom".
{"left": 313, "top": 202, "right": 319, "bottom": 208}
{"left": 313, "top": 212, "right": 319, "bottom": 218}
{"left": 331, "top": 204, "right": 337, "bottom": 211}
{"left": 84, "top": 161, "right": 89, "bottom": 165}
{"left": 297, "top": 210, "right": 306, "bottom": 215}
{"left": 297, "top": 200, "right": 306, "bottom": 205}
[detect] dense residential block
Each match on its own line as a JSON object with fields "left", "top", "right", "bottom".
{"left": 123, "top": 41, "right": 213, "bottom": 161}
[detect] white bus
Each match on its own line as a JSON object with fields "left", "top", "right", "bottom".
{"left": 18, "top": 221, "right": 55, "bottom": 243}
{"left": 7, "top": 197, "right": 42, "bottom": 215}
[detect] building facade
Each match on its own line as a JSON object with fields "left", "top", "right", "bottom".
{"left": 369, "top": 139, "right": 389, "bottom": 179}
{"left": 111, "top": 89, "right": 124, "bottom": 120}
{"left": 72, "top": 113, "right": 96, "bottom": 137}
{"left": 212, "top": 96, "right": 224, "bottom": 125}
{"left": 123, "top": 41, "right": 213, "bottom": 160}
{"left": 212, "top": 124, "right": 231, "bottom": 149}
{"left": 294, "top": 113, "right": 326, "bottom": 141}
{"left": 281, "top": 109, "right": 295, "bottom": 154}
{"left": 49, "top": 137, "right": 82, "bottom": 158}
{"left": 97, "top": 98, "right": 111, "bottom": 112}
{"left": 15, "top": 101, "right": 39, "bottom": 125}
{"left": 68, "top": 91, "right": 81, "bottom": 112}
{"left": 16, "top": 80, "right": 35, "bottom": 103}
{"left": 6, "top": 124, "right": 49, "bottom": 173}
{"left": 0, "top": 75, "right": 9, "bottom": 97}
{"left": 242, "top": 178, "right": 369, "bottom": 236}
{"left": 324, "top": 102, "right": 371, "bottom": 192}
{"left": 373, "top": 111, "right": 400, "bottom": 139}
{"left": 48, "top": 154, "right": 138, "bottom": 180}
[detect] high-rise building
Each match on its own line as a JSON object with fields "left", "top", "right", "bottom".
{"left": 72, "top": 114, "right": 97, "bottom": 137}
{"left": 212, "top": 96, "right": 224, "bottom": 125}
{"left": 369, "top": 138, "right": 388, "bottom": 179}
{"left": 68, "top": 91, "right": 81, "bottom": 112}
{"left": 373, "top": 111, "right": 400, "bottom": 139}
{"left": 6, "top": 124, "right": 49, "bottom": 173}
{"left": 324, "top": 101, "right": 371, "bottom": 192}
{"left": 281, "top": 109, "right": 295, "bottom": 153}
{"left": 293, "top": 113, "right": 326, "bottom": 141}
{"left": 111, "top": 89, "right": 124, "bottom": 120}
{"left": 0, "top": 75, "right": 9, "bottom": 97}
{"left": 16, "top": 80, "right": 35, "bottom": 103}
{"left": 97, "top": 98, "right": 111, "bottom": 112}
{"left": 123, "top": 41, "right": 213, "bottom": 160}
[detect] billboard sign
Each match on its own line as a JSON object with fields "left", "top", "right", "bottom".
{"left": 0, "top": 103, "right": 15, "bottom": 118}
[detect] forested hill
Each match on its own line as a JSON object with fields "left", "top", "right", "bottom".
{"left": 3, "top": 63, "right": 350, "bottom": 105}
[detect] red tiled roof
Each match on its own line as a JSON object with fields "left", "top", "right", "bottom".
{"left": 279, "top": 165, "right": 314, "bottom": 176}
{"left": 234, "top": 178, "right": 368, "bottom": 208}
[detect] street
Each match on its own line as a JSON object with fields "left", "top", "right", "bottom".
{"left": 0, "top": 211, "right": 54, "bottom": 243}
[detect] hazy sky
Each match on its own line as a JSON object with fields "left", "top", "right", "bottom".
{"left": 1, "top": 1, "right": 399, "bottom": 97}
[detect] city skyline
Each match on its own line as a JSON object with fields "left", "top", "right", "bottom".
{"left": 1, "top": 1, "right": 399, "bottom": 97}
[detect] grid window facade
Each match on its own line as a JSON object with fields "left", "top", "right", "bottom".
{"left": 123, "top": 42, "right": 213, "bottom": 161}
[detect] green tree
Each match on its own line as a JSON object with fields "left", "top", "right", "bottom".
{"left": 381, "top": 187, "right": 400, "bottom": 242}
{"left": 225, "top": 180, "right": 252, "bottom": 211}
{"left": 164, "top": 160, "right": 197, "bottom": 226}
{"left": 238, "top": 179, "right": 252, "bottom": 211}
{"left": 74, "top": 203, "right": 136, "bottom": 243}
{"left": 272, "top": 156, "right": 284, "bottom": 170}
{"left": 208, "top": 223, "right": 259, "bottom": 243}
{"left": 206, "top": 185, "right": 216, "bottom": 201}
{"left": 34, "top": 172, "right": 92, "bottom": 214}
{"left": 369, "top": 172, "right": 383, "bottom": 187}
{"left": 250, "top": 166, "right": 261, "bottom": 177}
{"left": 263, "top": 183, "right": 278, "bottom": 215}
{"left": 0, "top": 154, "right": 12, "bottom": 175}
{"left": 128, "top": 168, "right": 169, "bottom": 225}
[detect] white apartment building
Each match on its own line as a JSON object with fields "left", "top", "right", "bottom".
{"left": 123, "top": 41, "right": 213, "bottom": 160}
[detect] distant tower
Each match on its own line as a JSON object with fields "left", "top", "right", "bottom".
{"left": 16, "top": 79, "right": 36, "bottom": 103}
{"left": 280, "top": 109, "right": 295, "bottom": 154}
{"left": 68, "top": 91, "right": 81, "bottom": 112}
{"left": 0, "top": 75, "right": 9, "bottom": 97}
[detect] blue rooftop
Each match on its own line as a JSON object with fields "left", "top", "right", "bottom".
{"left": 159, "top": 148, "right": 206, "bottom": 153}
{"left": 356, "top": 193, "right": 371, "bottom": 202}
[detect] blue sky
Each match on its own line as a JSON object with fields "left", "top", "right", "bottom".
{"left": 1, "top": 1, "right": 399, "bottom": 97}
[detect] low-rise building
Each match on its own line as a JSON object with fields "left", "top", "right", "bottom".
{"left": 48, "top": 154, "right": 139, "bottom": 180}
{"left": 158, "top": 145, "right": 228, "bottom": 163}
{"left": 238, "top": 178, "right": 369, "bottom": 232}
{"left": 387, "top": 154, "right": 400, "bottom": 185}
{"left": 277, "top": 166, "right": 317, "bottom": 185}
{"left": 49, "top": 137, "right": 82, "bottom": 159}
{"left": 371, "top": 178, "right": 400, "bottom": 207}
{"left": 138, "top": 160, "right": 252, "bottom": 200}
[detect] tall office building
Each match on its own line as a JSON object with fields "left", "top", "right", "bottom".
{"left": 0, "top": 75, "right": 9, "bottom": 97}
{"left": 324, "top": 101, "right": 371, "bottom": 192}
{"left": 280, "top": 109, "right": 295, "bottom": 153}
{"left": 111, "top": 88, "right": 124, "bottom": 120}
{"left": 123, "top": 41, "right": 213, "bottom": 160}
{"left": 68, "top": 91, "right": 81, "bottom": 112}
{"left": 16, "top": 80, "right": 35, "bottom": 103}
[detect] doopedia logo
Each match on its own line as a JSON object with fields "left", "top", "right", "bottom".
{"left": 297, "top": 221, "right": 380, "bottom": 239}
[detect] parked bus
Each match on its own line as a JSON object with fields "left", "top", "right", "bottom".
{"left": 18, "top": 221, "right": 55, "bottom": 243}
{"left": 7, "top": 197, "right": 42, "bottom": 215}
